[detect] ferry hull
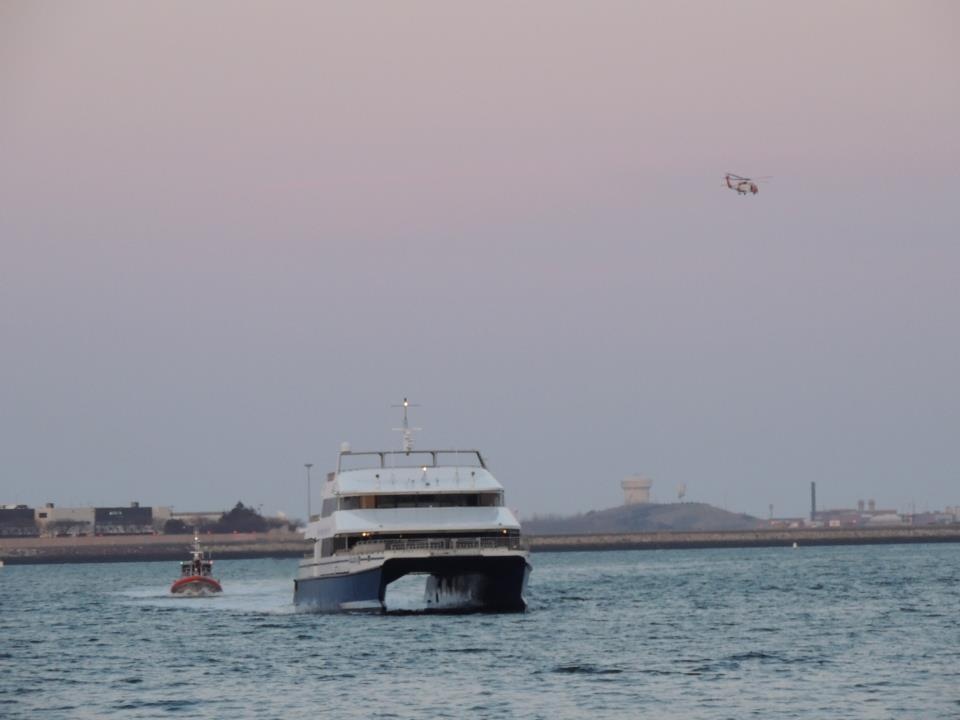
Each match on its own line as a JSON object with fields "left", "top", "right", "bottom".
{"left": 294, "top": 565, "right": 385, "bottom": 612}
{"left": 294, "top": 554, "right": 530, "bottom": 613}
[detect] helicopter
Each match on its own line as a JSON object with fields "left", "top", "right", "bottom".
{"left": 724, "top": 173, "right": 769, "bottom": 195}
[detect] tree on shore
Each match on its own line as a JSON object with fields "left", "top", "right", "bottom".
{"left": 163, "top": 518, "right": 192, "bottom": 534}
{"left": 212, "top": 502, "right": 268, "bottom": 533}
{"left": 160, "top": 502, "right": 299, "bottom": 534}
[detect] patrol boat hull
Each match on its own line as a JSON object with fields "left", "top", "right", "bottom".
{"left": 170, "top": 575, "right": 223, "bottom": 596}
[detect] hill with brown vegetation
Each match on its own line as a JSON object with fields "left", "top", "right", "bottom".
{"left": 523, "top": 502, "right": 763, "bottom": 535}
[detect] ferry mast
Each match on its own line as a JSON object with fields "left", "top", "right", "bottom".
{"left": 392, "top": 397, "right": 421, "bottom": 454}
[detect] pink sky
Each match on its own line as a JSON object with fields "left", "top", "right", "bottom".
{"left": 1, "top": 1, "right": 958, "bottom": 518}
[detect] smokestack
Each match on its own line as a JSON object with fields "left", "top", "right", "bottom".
{"left": 810, "top": 481, "right": 817, "bottom": 522}
{"left": 858, "top": 499, "right": 865, "bottom": 513}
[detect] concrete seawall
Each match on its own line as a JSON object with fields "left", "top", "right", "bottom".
{"left": 0, "top": 533, "right": 310, "bottom": 565}
{"left": 2, "top": 526, "right": 959, "bottom": 565}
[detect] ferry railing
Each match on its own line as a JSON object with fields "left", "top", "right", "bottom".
{"left": 351, "top": 536, "right": 527, "bottom": 554}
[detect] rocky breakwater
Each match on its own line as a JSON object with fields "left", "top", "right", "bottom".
{"left": 528, "top": 525, "right": 960, "bottom": 551}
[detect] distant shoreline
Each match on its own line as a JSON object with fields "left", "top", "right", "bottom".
{"left": 0, "top": 532, "right": 308, "bottom": 565}
{"left": 528, "top": 525, "right": 960, "bottom": 552}
{"left": 2, "top": 526, "right": 959, "bottom": 565}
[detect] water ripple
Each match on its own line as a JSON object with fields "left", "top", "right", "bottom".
{"left": 1, "top": 546, "right": 958, "bottom": 719}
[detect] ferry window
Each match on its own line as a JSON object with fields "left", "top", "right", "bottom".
{"left": 320, "top": 497, "right": 339, "bottom": 517}
{"left": 336, "top": 492, "right": 502, "bottom": 509}
{"left": 357, "top": 493, "right": 502, "bottom": 509}
{"left": 339, "top": 497, "right": 361, "bottom": 511}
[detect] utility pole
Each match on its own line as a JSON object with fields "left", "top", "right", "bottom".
{"left": 305, "top": 463, "right": 314, "bottom": 520}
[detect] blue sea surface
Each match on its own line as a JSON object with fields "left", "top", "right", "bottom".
{"left": 1, "top": 544, "right": 958, "bottom": 719}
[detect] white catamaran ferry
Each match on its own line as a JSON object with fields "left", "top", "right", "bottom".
{"left": 294, "top": 400, "right": 531, "bottom": 613}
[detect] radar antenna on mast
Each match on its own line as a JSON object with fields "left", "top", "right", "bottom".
{"left": 392, "top": 397, "right": 421, "bottom": 454}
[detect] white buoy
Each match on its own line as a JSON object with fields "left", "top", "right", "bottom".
{"left": 792, "top": 542, "right": 798, "bottom": 549}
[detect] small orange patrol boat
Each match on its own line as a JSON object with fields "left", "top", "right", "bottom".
{"left": 170, "top": 535, "right": 222, "bottom": 596}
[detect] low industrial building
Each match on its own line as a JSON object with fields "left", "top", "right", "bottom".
{"left": 0, "top": 505, "right": 40, "bottom": 537}
{"left": 170, "top": 510, "right": 223, "bottom": 528}
{"left": 36, "top": 504, "right": 95, "bottom": 536}
{"left": 29, "top": 503, "right": 173, "bottom": 536}
{"left": 93, "top": 503, "right": 164, "bottom": 535}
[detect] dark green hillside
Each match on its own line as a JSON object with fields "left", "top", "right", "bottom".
{"left": 524, "top": 502, "right": 763, "bottom": 535}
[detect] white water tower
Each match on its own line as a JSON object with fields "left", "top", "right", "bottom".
{"left": 621, "top": 475, "right": 653, "bottom": 505}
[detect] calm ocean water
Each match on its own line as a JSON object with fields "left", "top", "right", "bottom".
{"left": 1, "top": 543, "right": 958, "bottom": 719}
